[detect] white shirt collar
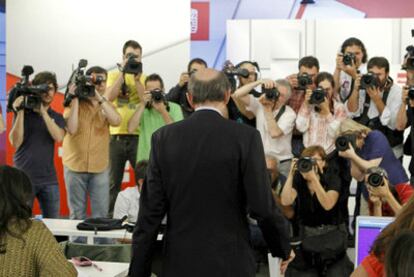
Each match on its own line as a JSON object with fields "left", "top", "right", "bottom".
{"left": 195, "top": 106, "right": 223, "bottom": 116}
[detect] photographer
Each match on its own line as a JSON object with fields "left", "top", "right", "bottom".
{"left": 233, "top": 78, "right": 296, "bottom": 177}
{"left": 62, "top": 66, "right": 121, "bottom": 221}
{"left": 280, "top": 146, "right": 353, "bottom": 276}
{"left": 334, "top": 37, "right": 368, "bottom": 103}
{"left": 166, "top": 58, "right": 207, "bottom": 118}
{"left": 9, "top": 71, "right": 65, "bottom": 218}
{"left": 286, "top": 56, "right": 320, "bottom": 156}
{"left": 128, "top": 73, "right": 183, "bottom": 161}
{"left": 347, "top": 57, "right": 404, "bottom": 160}
{"left": 363, "top": 167, "right": 412, "bottom": 217}
{"left": 105, "top": 40, "right": 146, "bottom": 215}
{"left": 337, "top": 120, "right": 409, "bottom": 216}
{"left": 396, "top": 61, "right": 414, "bottom": 184}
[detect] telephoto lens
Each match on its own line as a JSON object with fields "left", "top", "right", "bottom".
{"left": 367, "top": 172, "right": 384, "bottom": 187}
{"left": 297, "top": 157, "right": 315, "bottom": 173}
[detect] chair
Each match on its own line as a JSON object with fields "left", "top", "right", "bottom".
{"left": 59, "top": 241, "right": 132, "bottom": 263}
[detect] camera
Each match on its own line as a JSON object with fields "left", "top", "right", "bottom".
{"left": 367, "top": 168, "right": 386, "bottom": 187}
{"left": 297, "top": 73, "right": 313, "bottom": 90}
{"left": 63, "top": 59, "right": 96, "bottom": 106}
{"left": 360, "top": 73, "right": 379, "bottom": 90}
{"left": 335, "top": 134, "right": 357, "bottom": 152}
{"left": 407, "top": 86, "right": 414, "bottom": 100}
{"left": 402, "top": 45, "right": 414, "bottom": 70}
{"left": 309, "top": 87, "right": 326, "bottom": 105}
{"left": 343, "top": 53, "right": 356, "bottom": 66}
{"left": 150, "top": 89, "right": 165, "bottom": 102}
{"left": 262, "top": 86, "right": 280, "bottom": 101}
{"left": 222, "top": 60, "right": 250, "bottom": 91}
{"left": 7, "top": 66, "right": 49, "bottom": 112}
{"left": 124, "top": 53, "right": 143, "bottom": 75}
{"left": 297, "top": 157, "right": 316, "bottom": 173}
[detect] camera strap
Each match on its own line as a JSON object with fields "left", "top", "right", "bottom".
{"left": 274, "top": 105, "right": 286, "bottom": 122}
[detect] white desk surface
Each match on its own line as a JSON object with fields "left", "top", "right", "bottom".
{"left": 43, "top": 218, "right": 162, "bottom": 244}
{"left": 70, "top": 260, "right": 129, "bottom": 277}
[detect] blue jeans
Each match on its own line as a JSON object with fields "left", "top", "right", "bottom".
{"left": 30, "top": 184, "right": 60, "bottom": 218}
{"left": 64, "top": 167, "right": 109, "bottom": 220}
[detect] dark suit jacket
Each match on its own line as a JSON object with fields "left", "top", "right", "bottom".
{"left": 129, "top": 109, "right": 291, "bottom": 277}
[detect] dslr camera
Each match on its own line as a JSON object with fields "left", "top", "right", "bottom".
{"left": 124, "top": 53, "right": 143, "bottom": 75}
{"left": 367, "top": 168, "right": 387, "bottom": 187}
{"left": 309, "top": 87, "right": 326, "bottom": 105}
{"left": 297, "top": 73, "right": 313, "bottom": 90}
{"left": 146, "top": 89, "right": 170, "bottom": 111}
{"left": 335, "top": 133, "right": 357, "bottom": 152}
{"left": 407, "top": 86, "right": 414, "bottom": 100}
{"left": 262, "top": 85, "right": 280, "bottom": 101}
{"left": 64, "top": 59, "right": 96, "bottom": 106}
{"left": 7, "top": 66, "right": 49, "bottom": 112}
{"left": 343, "top": 52, "right": 356, "bottom": 66}
{"left": 297, "top": 157, "right": 316, "bottom": 173}
{"left": 360, "top": 73, "right": 379, "bottom": 90}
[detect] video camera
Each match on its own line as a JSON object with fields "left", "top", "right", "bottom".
{"left": 297, "top": 157, "right": 316, "bottom": 173}
{"left": 297, "top": 73, "right": 313, "bottom": 90}
{"left": 262, "top": 85, "right": 280, "bottom": 101}
{"left": 335, "top": 133, "right": 357, "bottom": 152}
{"left": 360, "top": 73, "right": 379, "bottom": 90}
{"left": 309, "top": 87, "right": 326, "bottom": 105}
{"left": 343, "top": 52, "right": 356, "bottom": 66}
{"left": 7, "top": 66, "right": 49, "bottom": 112}
{"left": 124, "top": 53, "right": 143, "bottom": 75}
{"left": 63, "top": 59, "right": 96, "bottom": 107}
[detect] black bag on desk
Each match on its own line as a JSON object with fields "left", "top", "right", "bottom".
{"left": 76, "top": 216, "right": 127, "bottom": 231}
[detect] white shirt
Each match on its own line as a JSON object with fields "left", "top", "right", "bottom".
{"left": 339, "top": 63, "right": 367, "bottom": 102}
{"left": 346, "top": 83, "right": 402, "bottom": 130}
{"left": 113, "top": 186, "right": 140, "bottom": 223}
{"left": 195, "top": 106, "right": 223, "bottom": 116}
{"left": 247, "top": 95, "right": 296, "bottom": 161}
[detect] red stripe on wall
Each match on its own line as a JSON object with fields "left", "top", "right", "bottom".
{"left": 338, "top": 0, "right": 414, "bottom": 18}
{"left": 295, "top": 3, "right": 307, "bottom": 19}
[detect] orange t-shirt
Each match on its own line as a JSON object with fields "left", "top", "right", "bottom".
{"left": 361, "top": 253, "right": 384, "bottom": 277}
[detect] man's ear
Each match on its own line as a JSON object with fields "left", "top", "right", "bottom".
{"left": 223, "top": 89, "right": 231, "bottom": 105}
{"left": 186, "top": 92, "right": 195, "bottom": 109}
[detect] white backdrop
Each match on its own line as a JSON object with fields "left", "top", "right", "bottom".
{"left": 7, "top": 0, "right": 190, "bottom": 91}
{"left": 227, "top": 18, "right": 414, "bottom": 83}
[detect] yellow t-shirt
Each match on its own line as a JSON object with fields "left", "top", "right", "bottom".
{"left": 107, "top": 71, "right": 146, "bottom": 135}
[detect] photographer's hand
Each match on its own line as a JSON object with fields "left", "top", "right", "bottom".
{"left": 367, "top": 86, "right": 385, "bottom": 115}
{"left": 40, "top": 103, "right": 65, "bottom": 142}
{"left": 319, "top": 96, "right": 331, "bottom": 116}
{"left": 153, "top": 101, "right": 173, "bottom": 125}
{"left": 9, "top": 96, "right": 25, "bottom": 149}
{"left": 343, "top": 59, "right": 358, "bottom": 79}
{"left": 304, "top": 89, "right": 312, "bottom": 107}
{"left": 287, "top": 74, "right": 298, "bottom": 89}
{"left": 338, "top": 143, "right": 356, "bottom": 159}
{"left": 261, "top": 79, "right": 276, "bottom": 89}
{"left": 335, "top": 53, "right": 345, "bottom": 72}
{"left": 178, "top": 72, "right": 189, "bottom": 88}
{"left": 280, "top": 250, "right": 295, "bottom": 275}
{"left": 12, "top": 96, "right": 24, "bottom": 112}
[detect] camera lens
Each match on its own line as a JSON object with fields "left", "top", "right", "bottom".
{"left": 297, "top": 158, "right": 313, "bottom": 173}
{"left": 335, "top": 136, "right": 349, "bottom": 151}
{"left": 367, "top": 173, "right": 384, "bottom": 187}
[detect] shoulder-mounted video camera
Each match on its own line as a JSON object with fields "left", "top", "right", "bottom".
{"left": 7, "top": 66, "right": 49, "bottom": 112}
{"left": 63, "top": 59, "right": 96, "bottom": 107}
{"left": 222, "top": 60, "right": 250, "bottom": 92}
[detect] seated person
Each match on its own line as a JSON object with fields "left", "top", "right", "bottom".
{"left": 385, "top": 231, "right": 414, "bottom": 277}
{"left": 0, "top": 165, "right": 77, "bottom": 277}
{"left": 281, "top": 145, "right": 353, "bottom": 276}
{"left": 364, "top": 167, "right": 413, "bottom": 217}
{"left": 351, "top": 197, "right": 414, "bottom": 277}
{"left": 113, "top": 160, "right": 149, "bottom": 223}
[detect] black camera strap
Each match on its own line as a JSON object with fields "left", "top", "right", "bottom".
{"left": 274, "top": 105, "right": 286, "bottom": 122}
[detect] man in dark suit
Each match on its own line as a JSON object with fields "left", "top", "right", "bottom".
{"left": 129, "top": 68, "right": 294, "bottom": 277}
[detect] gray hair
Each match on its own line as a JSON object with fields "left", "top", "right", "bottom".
{"left": 265, "top": 152, "right": 279, "bottom": 168}
{"left": 188, "top": 71, "right": 231, "bottom": 104}
{"left": 275, "top": 79, "right": 292, "bottom": 101}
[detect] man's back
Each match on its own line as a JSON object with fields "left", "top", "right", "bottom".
{"left": 131, "top": 109, "right": 290, "bottom": 277}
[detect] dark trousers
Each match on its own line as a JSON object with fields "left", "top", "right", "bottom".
{"left": 108, "top": 135, "right": 138, "bottom": 216}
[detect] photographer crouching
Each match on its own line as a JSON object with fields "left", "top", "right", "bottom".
{"left": 62, "top": 66, "right": 121, "bottom": 224}
{"left": 281, "top": 145, "right": 353, "bottom": 276}
{"left": 8, "top": 70, "right": 65, "bottom": 218}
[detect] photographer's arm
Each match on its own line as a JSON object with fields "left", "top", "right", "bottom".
{"left": 347, "top": 81, "right": 360, "bottom": 113}
{"left": 65, "top": 98, "right": 79, "bottom": 135}
{"left": 396, "top": 88, "right": 408, "bottom": 130}
{"left": 280, "top": 165, "right": 297, "bottom": 206}
{"left": 127, "top": 103, "right": 145, "bottom": 134}
{"left": 105, "top": 73, "right": 124, "bottom": 102}
{"left": 264, "top": 108, "right": 284, "bottom": 138}
{"left": 309, "top": 177, "right": 339, "bottom": 211}
{"left": 41, "top": 107, "right": 65, "bottom": 142}
{"left": 97, "top": 95, "right": 121, "bottom": 127}
{"left": 155, "top": 104, "right": 174, "bottom": 125}
{"left": 9, "top": 110, "right": 24, "bottom": 149}
{"left": 233, "top": 80, "right": 262, "bottom": 106}
{"left": 0, "top": 113, "right": 5, "bottom": 134}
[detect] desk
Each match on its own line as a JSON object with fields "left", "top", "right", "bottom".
{"left": 43, "top": 218, "right": 163, "bottom": 244}
{"left": 71, "top": 260, "right": 129, "bottom": 277}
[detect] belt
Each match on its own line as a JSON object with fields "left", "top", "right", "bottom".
{"left": 280, "top": 158, "right": 292, "bottom": 163}
{"left": 111, "top": 134, "right": 139, "bottom": 140}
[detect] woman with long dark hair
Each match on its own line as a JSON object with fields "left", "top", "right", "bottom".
{"left": 0, "top": 165, "right": 76, "bottom": 276}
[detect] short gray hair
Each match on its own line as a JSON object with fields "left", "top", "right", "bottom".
{"left": 265, "top": 152, "right": 279, "bottom": 168}
{"left": 276, "top": 79, "right": 292, "bottom": 101}
{"left": 188, "top": 71, "right": 231, "bottom": 104}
